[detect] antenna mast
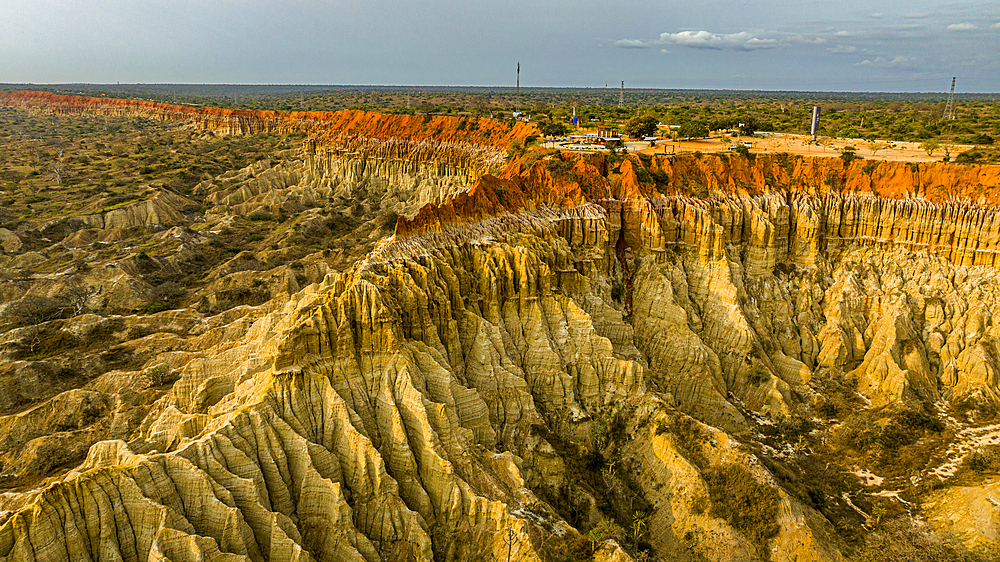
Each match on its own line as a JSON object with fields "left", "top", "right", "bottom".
{"left": 943, "top": 77, "right": 956, "bottom": 120}
{"left": 516, "top": 62, "right": 520, "bottom": 114}
{"left": 619, "top": 81, "right": 624, "bottom": 108}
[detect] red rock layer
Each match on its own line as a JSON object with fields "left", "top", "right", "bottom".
{"left": 397, "top": 150, "right": 1000, "bottom": 234}
{"left": 648, "top": 152, "right": 1000, "bottom": 204}
{"left": 394, "top": 149, "right": 1000, "bottom": 271}
{"left": 0, "top": 90, "right": 537, "bottom": 170}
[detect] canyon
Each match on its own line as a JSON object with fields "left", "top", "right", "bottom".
{"left": 0, "top": 91, "right": 999, "bottom": 561}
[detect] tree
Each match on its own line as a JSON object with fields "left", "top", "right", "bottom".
{"left": 920, "top": 139, "right": 940, "bottom": 157}
{"left": 867, "top": 140, "right": 887, "bottom": 157}
{"left": 678, "top": 121, "right": 710, "bottom": 140}
{"left": 631, "top": 510, "right": 648, "bottom": 551}
{"left": 499, "top": 526, "right": 517, "bottom": 562}
{"left": 625, "top": 114, "right": 659, "bottom": 139}
{"left": 839, "top": 145, "right": 860, "bottom": 166}
{"left": 942, "top": 143, "right": 955, "bottom": 162}
{"left": 538, "top": 120, "right": 568, "bottom": 137}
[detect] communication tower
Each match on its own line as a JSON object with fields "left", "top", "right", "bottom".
{"left": 516, "top": 62, "right": 520, "bottom": 114}
{"left": 619, "top": 81, "right": 624, "bottom": 108}
{"left": 943, "top": 77, "right": 956, "bottom": 121}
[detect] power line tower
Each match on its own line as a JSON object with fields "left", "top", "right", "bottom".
{"left": 516, "top": 62, "right": 520, "bottom": 114}
{"left": 943, "top": 77, "right": 956, "bottom": 121}
{"left": 619, "top": 81, "right": 624, "bottom": 108}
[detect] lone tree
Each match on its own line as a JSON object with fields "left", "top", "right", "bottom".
{"left": 625, "top": 114, "right": 660, "bottom": 139}
{"left": 920, "top": 139, "right": 940, "bottom": 157}
{"left": 839, "top": 145, "right": 860, "bottom": 166}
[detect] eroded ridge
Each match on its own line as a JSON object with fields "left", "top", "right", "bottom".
{"left": 5, "top": 115, "right": 1000, "bottom": 559}
{"left": 0, "top": 200, "right": 645, "bottom": 561}
{"left": 0, "top": 91, "right": 536, "bottom": 184}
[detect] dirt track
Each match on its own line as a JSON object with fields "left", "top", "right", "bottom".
{"left": 640, "top": 133, "right": 970, "bottom": 163}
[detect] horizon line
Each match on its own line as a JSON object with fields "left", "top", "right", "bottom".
{"left": 3, "top": 83, "right": 998, "bottom": 96}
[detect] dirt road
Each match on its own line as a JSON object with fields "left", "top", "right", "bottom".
{"left": 639, "top": 133, "right": 968, "bottom": 163}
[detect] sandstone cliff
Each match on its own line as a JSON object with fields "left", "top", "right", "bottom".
{"left": 1, "top": 95, "right": 1000, "bottom": 562}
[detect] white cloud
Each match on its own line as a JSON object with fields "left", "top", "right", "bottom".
{"left": 947, "top": 23, "right": 977, "bottom": 31}
{"left": 868, "top": 13, "right": 883, "bottom": 19}
{"left": 789, "top": 34, "right": 826, "bottom": 45}
{"left": 854, "top": 56, "right": 913, "bottom": 68}
{"left": 657, "top": 30, "right": 779, "bottom": 51}
{"left": 993, "top": 22, "right": 1000, "bottom": 29}
{"left": 834, "top": 30, "right": 851, "bottom": 37}
{"left": 904, "top": 13, "right": 930, "bottom": 19}
{"left": 827, "top": 45, "right": 857, "bottom": 54}
{"left": 660, "top": 49, "right": 671, "bottom": 54}
{"left": 614, "top": 39, "right": 646, "bottom": 49}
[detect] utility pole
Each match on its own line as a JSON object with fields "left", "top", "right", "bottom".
{"left": 516, "top": 62, "right": 520, "bottom": 114}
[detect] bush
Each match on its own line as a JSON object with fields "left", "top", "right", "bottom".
{"left": 247, "top": 209, "right": 273, "bottom": 221}
{"left": 137, "top": 301, "right": 172, "bottom": 314}
{"left": 610, "top": 279, "right": 625, "bottom": 303}
{"left": 704, "top": 464, "right": 780, "bottom": 553}
{"left": 963, "top": 448, "right": 999, "bottom": 473}
{"left": 850, "top": 519, "right": 993, "bottom": 562}
{"left": 894, "top": 410, "right": 945, "bottom": 433}
{"left": 954, "top": 150, "right": 983, "bottom": 164}
{"left": 584, "top": 449, "right": 606, "bottom": 470}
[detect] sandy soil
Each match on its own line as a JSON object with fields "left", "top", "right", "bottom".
{"left": 546, "top": 131, "right": 970, "bottom": 163}
{"left": 638, "top": 134, "right": 971, "bottom": 163}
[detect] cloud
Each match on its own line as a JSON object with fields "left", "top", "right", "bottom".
{"left": 660, "top": 49, "right": 671, "bottom": 54}
{"left": 904, "top": 13, "right": 930, "bottom": 19}
{"left": 614, "top": 39, "right": 646, "bottom": 49}
{"left": 834, "top": 30, "right": 851, "bottom": 37}
{"left": 657, "top": 30, "right": 779, "bottom": 51}
{"left": 993, "top": 22, "right": 1000, "bottom": 29}
{"left": 827, "top": 45, "right": 857, "bottom": 54}
{"left": 868, "top": 13, "right": 883, "bottom": 19}
{"left": 947, "top": 23, "right": 977, "bottom": 31}
{"left": 853, "top": 56, "right": 913, "bottom": 68}
{"left": 789, "top": 34, "right": 826, "bottom": 45}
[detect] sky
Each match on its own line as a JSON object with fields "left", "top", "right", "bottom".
{"left": 2, "top": 0, "right": 998, "bottom": 92}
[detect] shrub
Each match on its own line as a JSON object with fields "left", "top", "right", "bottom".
{"left": 704, "top": 464, "right": 780, "bottom": 553}
{"left": 247, "top": 209, "right": 273, "bottom": 221}
{"left": 584, "top": 449, "right": 606, "bottom": 470}
{"left": 137, "top": 301, "right": 171, "bottom": 314}
{"left": 746, "top": 370, "right": 770, "bottom": 386}
{"left": 963, "top": 448, "right": 999, "bottom": 473}
{"left": 610, "top": 279, "right": 625, "bottom": 303}
{"left": 894, "top": 410, "right": 945, "bottom": 433}
{"left": 954, "top": 150, "right": 983, "bottom": 164}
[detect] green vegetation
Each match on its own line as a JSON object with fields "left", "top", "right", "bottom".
{"left": 849, "top": 519, "right": 995, "bottom": 562}
{"left": 678, "top": 121, "right": 710, "bottom": 140}
{"left": 0, "top": 106, "right": 297, "bottom": 225}
{"left": 624, "top": 114, "right": 659, "bottom": 139}
{"left": 839, "top": 145, "right": 861, "bottom": 166}
{"left": 704, "top": 464, "right": 780, "bottom": 554}
{"left": 12, "top": 84, "right": 999, "bottom": 147}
